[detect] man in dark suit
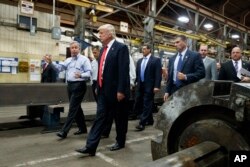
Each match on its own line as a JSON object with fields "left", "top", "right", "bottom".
{"left": 218, "top": 47, "right": 250, "bottom": 82}
{"left": 133, "top": 44, "right": 162, "bottom": 131}
{"left": 164, "top": 35, "right": 205, "bottom": 101}
{"left": 75, "top": 24, "right": 130, "bottom": 156}
{"left": 41, "top": 54, "right": 57, "bottom": 83}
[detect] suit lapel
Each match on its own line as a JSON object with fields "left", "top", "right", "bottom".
{"left": 242, "top": 61, "right": 248, "bottom": 69}
{"left": 230, "top": 61, "right": 237, "bottom": 74}
{"left": 103, "top": 41, "right": 116, "bottom": 69}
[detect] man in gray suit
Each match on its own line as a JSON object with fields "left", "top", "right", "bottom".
{"left": 199, "top": 44, "right": 217, "bottom": 81}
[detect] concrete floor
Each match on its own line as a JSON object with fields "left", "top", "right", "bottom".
{"left": 0, "top": 103, "right": 162, "bottom": 167}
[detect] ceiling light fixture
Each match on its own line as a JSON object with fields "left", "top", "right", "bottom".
{"left": 177, "top": 16, "right": 189, "bottom": 23}
{"left": 231, "top": 34, "right": 240, "bottom": 39}
{"left": 204, "top": 23, "right": 213, "bottom": 31}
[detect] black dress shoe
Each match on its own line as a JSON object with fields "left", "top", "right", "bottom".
{"left": 135, "top": 124, "right": 145, "bottom": 131}
{"left": 56, "top": 131, "right": 67, "bottom": 139}
{"left": 75, "top": 147, "right": 95, "bottom": 156}
{"left": 110, "top": 143, "right": 124, "bottom": 151}
{"left": 74, "top": 129, "right": 87, "bottom": 135}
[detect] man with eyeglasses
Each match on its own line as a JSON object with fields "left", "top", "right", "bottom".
{"left": 199, "top": 44, "right": 218, "bottom": 81}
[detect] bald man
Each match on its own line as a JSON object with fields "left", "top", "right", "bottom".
{"left": 218, "top": 47, "right": 250, "bottom": 82}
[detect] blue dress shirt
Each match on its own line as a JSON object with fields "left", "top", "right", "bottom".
{"left": 53, "top": 54, "right": 92, "bottom": 82}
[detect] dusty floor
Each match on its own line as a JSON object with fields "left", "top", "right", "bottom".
{"left": 0, "top": 103, "right": 161, "bottom": 167}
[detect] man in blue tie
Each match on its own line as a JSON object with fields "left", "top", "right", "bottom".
{"left": 164, "top": 35, "right": 205, "bottom": 101}
{"left": 133, "top": 44, "right": 162, "bottom": 131}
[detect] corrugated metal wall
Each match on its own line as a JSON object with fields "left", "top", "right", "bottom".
{"left": 0, "top": 4, "right": 60, "bottom": 56}
{"left": 0, "top": 4, "right": 63, "bottom": 83}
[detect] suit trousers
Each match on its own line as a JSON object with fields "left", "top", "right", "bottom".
{"left": 62, "top": 81, "right": 87, "bottom": 133}
{"left": 86, "top": 89, "right": 129, "bottom": 151}
{"left": 101, "top": 108, "right": 114, "bottom": 137}
{"left": 136, "top": 84, "right": 154, "bottom": 126}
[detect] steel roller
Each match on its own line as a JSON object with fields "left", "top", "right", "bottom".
{"left": 150, "top": 81, "right": 250, "bottom": 166}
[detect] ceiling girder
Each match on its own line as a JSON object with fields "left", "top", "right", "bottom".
{"left": 172, "top": 0, "right": 250, "bottom": 33}
{"left": 155, "top": 25, "right": 227, "bottom": 47}
{"left": 58, "top": 0, "right": 114, "bottom": 13}
{"left": 99, "top": 0, "right": 145, "bottom": 19}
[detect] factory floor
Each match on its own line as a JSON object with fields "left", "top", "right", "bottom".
{"left": 0, "top": 102, "right": 162, "bottom": 167}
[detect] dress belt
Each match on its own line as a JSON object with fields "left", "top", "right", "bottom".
{"left": 67, "top": 80, "right": 85, "bottom": 83}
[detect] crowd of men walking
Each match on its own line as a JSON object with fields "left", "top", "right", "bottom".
{"left": 42, "top": 23, "right": 250, "bottom": 157}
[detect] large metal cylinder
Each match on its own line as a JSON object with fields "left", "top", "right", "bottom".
{"left": 151, "top": 81, "right": 250, "bottom": 165}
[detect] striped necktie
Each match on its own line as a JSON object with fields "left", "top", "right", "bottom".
{"left": 234, "top": 61, "right": 238, "bottom": 73}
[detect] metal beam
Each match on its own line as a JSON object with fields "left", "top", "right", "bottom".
{"left": 58, "top": 0, "right": 114, "bottom": 13}
{"left": 172, "top": 0, "right": 250, "bottom": 33}
{"left": 154, "top": 25, "right": 200, "bottom": 40}
{"left": 156, "top": 0, "right": 169, "bottom": 17}
{"left": 99, "top": 0, "right": 145, "bottom": 18}
{"left": 241, "top": 11, "right": 250, "bottom": 25}
{"left": 35, "top": 2, "right": 74, "bottom": 15}
{"left": 154, "top": 25, "right": 227, "bottom": 47}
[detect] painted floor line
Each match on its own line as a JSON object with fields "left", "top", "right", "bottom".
{"left": 14, "top": 135, "right": 157, "bottom": 167}
{"left": 96, "top": 152, "right": 120, "bottom": 167}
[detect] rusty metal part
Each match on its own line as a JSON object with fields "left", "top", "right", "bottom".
{"left": 151, "top": 80, "right": 250, "bottom": 163}
{"left": 144, "top": 141, "right": 227, "bottom": 167}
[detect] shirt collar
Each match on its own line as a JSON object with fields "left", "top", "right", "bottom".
{"left": 180, "top": 47, "right": 188, "bottom": 56}
{"left": 106, "top": 39, "right": 115, "bottom": 48}
{"left": 144, "top": 53, "right": 151, "bottom": 59}
{"left": 72, "top": 54, "right": 79, "bottom": 60}
{"left": 232, "top": 59, "right": 241, "bottom": 64}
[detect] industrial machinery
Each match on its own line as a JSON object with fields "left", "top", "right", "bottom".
{"left": 148, "top": 80, "right": 250, "bottom": 166}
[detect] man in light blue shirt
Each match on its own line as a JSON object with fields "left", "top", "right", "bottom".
{"left": 47, "top": 41, "right": 92, "bottom": 139}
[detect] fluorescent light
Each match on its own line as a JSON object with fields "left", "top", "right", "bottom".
{"left": 164, "top": 51, "right": 175, "bottom": 55}
{"left": 231, "top": 34, "right": 240, "bottom": 39}
{"left": 178, "top": 16, "right": 189, "bottom": 23}
{"left": 204, "top": 23, "right": 213, "bottom": 31}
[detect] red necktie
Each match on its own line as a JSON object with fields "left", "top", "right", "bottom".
{"left": 98, "top": 46, "right": 108, "bottom": 87}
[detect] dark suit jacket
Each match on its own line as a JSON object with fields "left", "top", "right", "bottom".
{"left": 97, "top": 40, "right": 130, "bottom": 102}
{"left": 218, "top": 60, "right": 250, "bottom": 82}
{"left": 136, "top": 56, "right": 162, "bottom": 93}
{"left": 166, "top": 49, "right": 205, "bottom": 94}
{"left": 41, "top": 63, "right": 57, "bottom": 83}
